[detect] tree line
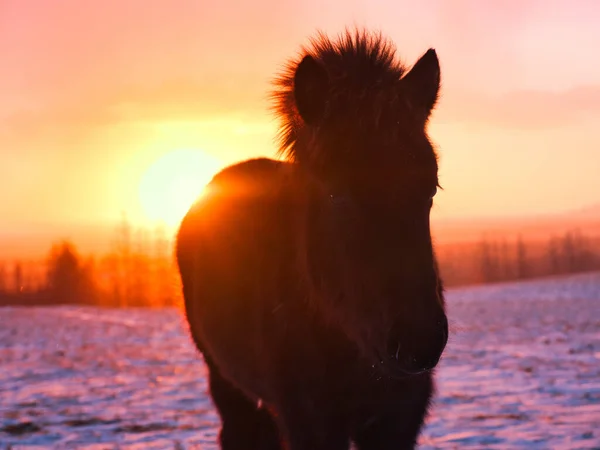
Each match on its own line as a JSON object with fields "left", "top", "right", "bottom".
{"left": 0, "top": 216, "right": 182, "bottom": 308}
{"left": 437, "top": 229, "right": 600, "bottom": 287}
{"left": 1, "top": 224, "right": 599, "bottom": 307}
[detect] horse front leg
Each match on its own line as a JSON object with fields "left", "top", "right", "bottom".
{"left": 352, "top": 413, "right": 425, "bottom": 450}
{"left": 272, "top": 395, "right": 350, "bottom": 450}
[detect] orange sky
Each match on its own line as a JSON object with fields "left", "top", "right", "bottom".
{"left": 2, "top": 0, "right": 600, "bottom": 254}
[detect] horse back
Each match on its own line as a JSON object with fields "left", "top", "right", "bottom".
{"left": 176, "top": 157, "right": 296, "bottom": 392}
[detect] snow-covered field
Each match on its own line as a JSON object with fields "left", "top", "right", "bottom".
{"left": 1, "top": 272, "right": 599, "bottom": 449}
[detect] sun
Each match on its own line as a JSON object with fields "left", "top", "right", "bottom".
{"left": 139, "top": 149, "right": 223, "bottom": 227}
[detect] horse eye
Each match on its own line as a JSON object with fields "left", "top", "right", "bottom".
{"left": 430, "top": 186, "right": 437, "bottom": 199}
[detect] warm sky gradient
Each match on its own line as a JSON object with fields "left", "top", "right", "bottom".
{"left": 2, "top": 0, "right": 600, "bottom": 255}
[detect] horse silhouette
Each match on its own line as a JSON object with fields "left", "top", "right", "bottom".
{"left": 177, "top": 28, "right": 448, "bottom": 450}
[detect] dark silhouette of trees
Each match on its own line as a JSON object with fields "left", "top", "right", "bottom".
{"left": 498, "top": 239, "right": 512, "bottom": 280}
{"left": 516, "top": 234, "right": 530, "bottom": 280}
{"left": 45, "top": 240, "right": 98, "bottom": 304}
{"left": 0, "top": 263, "right": 6, "bottom": 292}
{"left": 13, "top": 262, "right": 22, "bottom": 293}
{"left": 547, "top": 236, "right": 561, "bottom": 275}
{"left": 3, "top": 220, "right": 594, "bottom": 307}
{"left": 129, "top": 227, "right": 151, "bottom": 307}
{"left": 0, "top": 219, "right": 184, "bottom": 307}
{"left": 114, "top": 212, "right": 133, "bottom": 307}
{"left": 1, "top": 225, "right": 600, "bottom": 306}
{"left": 562, "top": 231, "right": 577, "bottom": 273}
{"left": 458, "top": 229, "right": 600, "bottom": 287}
{"left": 152, "top": 223, "right": 180, "bottom": 307}
{"left": 95, "top": 216, "right": 180, "bottom": 308}
{"left": 563, "top": 230, "right": 596, "bottom": 273}
{"left": 478, "top": 237, "right": 501, "bottom": 283}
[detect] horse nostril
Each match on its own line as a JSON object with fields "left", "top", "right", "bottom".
{"left": 394, "top": 342, "right": 402, "bottom": 361}
{"left": 413, "top": 321, "right": 448, "bottom": 371}
{"left": 386, "top": 314, "right": 448, "bottom": 373}
{"left": 386, "top": 323, "right": 405, "bottom": 362}
{"left": 409, "top": 354, "right": 439, "bottom": 372}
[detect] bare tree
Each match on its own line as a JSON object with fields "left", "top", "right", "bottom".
{"left": 13, "top": 262, "right": 23, "bottom": 294}
{"left": 516, "top": 234, "right": 530, "bottom": 279}
{"left": 152, "top": 224, "right": 178, "bottom": 307}
{"left": 101, "top": 253, "right": 121, "bottom": 307}
{"left": 478, "top": 237, "right": 500, "bottom": 283}
{"left": 129, "top": 227, "right": 151, "bottom": 307}
{"left": 0, "top": 262, "right": 6, "bottom": 292}
{"left": 497, "top": 238, "right": 512, "bottom": 281}
{"left": 113, "top": 212, "right": 133, "bottom": 307}
{"left": 546, "top": 236, "right": 561, "bottom": 275}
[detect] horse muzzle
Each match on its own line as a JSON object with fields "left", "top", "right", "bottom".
{"left": 384, "top": 310, "right": 448, "bottom": 376}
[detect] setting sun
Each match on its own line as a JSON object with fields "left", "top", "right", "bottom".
{"left": 138, "top": 149, "right": 223, "bottom": 227}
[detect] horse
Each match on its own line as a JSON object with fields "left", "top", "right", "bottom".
{"left": 176, "top": 28, "right": 449, "bottom": 450}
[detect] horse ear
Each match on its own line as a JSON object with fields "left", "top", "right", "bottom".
{"left": 293, "top": 55, "right": 330, "bottom": 125}
{"left": 402, "top": 49, "right": 440, "bottom": 118}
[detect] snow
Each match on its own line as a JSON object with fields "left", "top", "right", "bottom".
{"left": 1, "top": 272, "right": 599, "bottom": 449}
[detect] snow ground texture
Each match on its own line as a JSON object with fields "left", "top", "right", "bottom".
{"left": 1, "top": 272, "right": 599, "bottom": 449}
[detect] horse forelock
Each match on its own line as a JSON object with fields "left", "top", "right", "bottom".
{"left": 269, "top": 27, "right": 408, "bottom": 163}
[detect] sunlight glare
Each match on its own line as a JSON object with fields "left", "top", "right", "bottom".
{"left": 139, "top": 149, "right": 223, "bottom": 227}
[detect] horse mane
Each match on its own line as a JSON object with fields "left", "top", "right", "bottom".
{"left": 270, "top": 28, "right": 408, "bottom": 162}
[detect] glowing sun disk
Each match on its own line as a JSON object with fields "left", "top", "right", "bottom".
{"left": 139, "top": 149, "right": 223, "bottom": 227}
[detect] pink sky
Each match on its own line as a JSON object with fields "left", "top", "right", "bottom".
{"left": 1, "top": 0, "right": 600, "bottom": 245}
